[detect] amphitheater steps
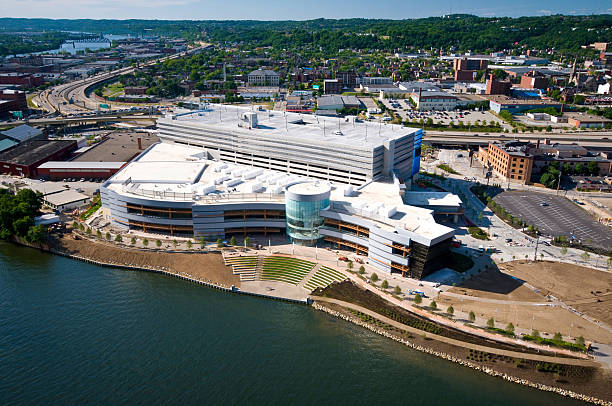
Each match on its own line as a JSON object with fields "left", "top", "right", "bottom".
{"left": 254, "top": 255, "right": 265, "bottom": 280}
{"left": 297, "top": 264, "right": 321, "bottom": 290}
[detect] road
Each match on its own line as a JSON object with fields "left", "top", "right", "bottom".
{"left": 32, "top": 45, "right": 208, "bottom": 115}
{"left": 423, "top": 131, "right": 612, "bottom": 148}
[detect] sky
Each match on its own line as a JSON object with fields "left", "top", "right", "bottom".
{"left": 1, "top": 0, "right": 611, "bottom": 20}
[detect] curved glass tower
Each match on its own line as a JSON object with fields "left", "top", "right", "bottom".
{"left": 285, "top": 182, "right": 331, "bottom": 246}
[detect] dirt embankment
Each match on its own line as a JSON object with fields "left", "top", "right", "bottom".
{"left": 52, "top": 235, "right": 240, "bottom": 287}
{"left": 315, "top": 281, "right": 612, "bottom": 404}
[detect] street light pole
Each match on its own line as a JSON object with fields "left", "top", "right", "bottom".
{"left": 533, "top": 232, "right": 540, "bottom": 261}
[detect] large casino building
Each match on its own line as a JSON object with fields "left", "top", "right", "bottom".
{"left": 100, "top": 105, "right": 456, "bottom": 279}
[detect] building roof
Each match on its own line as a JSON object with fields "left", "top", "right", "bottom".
{"left": 248, "top": 69, "right": 279, "bottom": 77}
{"left": 37, "top": 161, "right": 126, "bottom": 170}
{"left": 0, "top": 124, "right": 42, "bottom": 143}
{"left": 564, "top": 113, "right": 612, "bottom": 123}
{"left": 44, "top": 189, "right": 90, "bottom": 206}
{"left": 160, "top": 104, "right": 417, "bottom": 149}
{"left": 317, "top": 95, "right": 344, "bottom": 108}
{"left": 0, "top": 138, "right": 18, "bottom": 153}
{"left": 73, "top": 133, "right": 158, "bottom": 162}
{"left": 0, "top": 140, "right": 76, "bottom": 166}
{"left": 485, "top": 95, "right": 561, "bottom": 106}
{"left": 398, "top": 81, "right": 441, "bottom": 92}
{"left": 403, "top": 192, "right": 462, "bottom": 208}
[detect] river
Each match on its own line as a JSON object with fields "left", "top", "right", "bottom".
{"left": 0, "top": 242, "right": 585, "bottom": 405}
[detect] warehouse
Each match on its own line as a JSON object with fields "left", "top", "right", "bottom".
{"left": 0, "top": 139, "right": 77, "bottom": 177}
{"left": 37, "top": 161, "right": 126, "bottom": 180}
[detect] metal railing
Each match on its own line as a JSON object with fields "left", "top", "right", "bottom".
{"left": 122, "top": 185, "right": 285, "bottom": 204}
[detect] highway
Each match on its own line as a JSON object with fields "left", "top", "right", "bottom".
{"left": 32, "top": 45, "right": 208, "bottom": 115}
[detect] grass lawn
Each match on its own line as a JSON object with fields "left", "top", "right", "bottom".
{"left": 468, "top": 226, "right": 489, "bottom": 240}
{"left": 102, "top": 81, "right": 124, "bottom": 97}
{"left": 436, "top": 164, "right": 459, "bottom": 175}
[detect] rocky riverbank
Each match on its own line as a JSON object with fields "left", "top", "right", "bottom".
{"left": 313, "top": 302, "right": 612, "bottom": 406}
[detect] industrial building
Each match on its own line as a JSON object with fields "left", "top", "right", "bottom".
{"left": 0, "top": 139, "right": 77, "bottom": 177}
{"left": 486, "top": 95, "right": 561, "bottom": 114}
{"left": 247, "top": 69, "right": 280, "bottom": 86}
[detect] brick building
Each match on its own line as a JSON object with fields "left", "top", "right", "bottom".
{"left": 485, "top": 74, "right": 511, "bottom": 95}
{"left": 478, "top": 141, "right": 534, "bottom": 183}
{"left": 520, "top": 71, "right": 548, "bottom": 90}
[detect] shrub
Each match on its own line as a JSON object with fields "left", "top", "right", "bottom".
{"left": 186, "top": 240, "right": 192, "bottom": 249}
{"left": 172, "top": 239, "right": 178, "bottom": 247}
{"left": 86, "top": 227, "right": 92, "bottom": 235}
{"left": 469, "top": 311, "right": 476, "bottom": 322}
{"left": 414, "top": 294, "right": 422, "bottom": 304}
{"left": 155, "top": 239, "right": 162, "bottom": 248}
{"left": 430, "top": 300, "right": 437, "bottom": 310}
{"left": 370, "top": 273, "right": 379, "bottom": 282}
{"left": 347, "top": 261, "right": 354, "bottom": 270}
{"left": 230, "top": 236, "right": 237, "bottom": 246}
{"left": 447, "top": 306, "right": 454, "bottom": 315}
{"left": 487, "top": 317, "right": 495, "bottom": 329}
{"left": 105, "top": 232, "right": 111, "bottom": 240}
{"left": 394, "top": 285, "right": 401, "bottom": 294}
{"left": 143, "top": 238, "right": 149, "bottom": 246}
{"left": 506, "top": 323, "right": 515, "bottom": 335}
{"left": 130, "top": 236, "right": 136, "bottom": 244}
{"left": 72, "top": 221, "right": 79, "bottom": 229}
{"left": 358, "top": 265, "right": 365, "bottom": 274}
{"left": 553, "top": 332, "right": 563, "bottom": 342}
{"left": 216, "top": 238, "right": 223, "bottom": 248}
{"left": 78, "top": 223, "right": 85, "bottom": 231}
{"left": 381, "top": 280, "right": 389, "bottom": 289}
{"left": 575, "top": 336, "right": 585, "bottom": 347}
{"left": 114, "top": 234, "right": 122, "bottom": 242}
{"left": 96, "top": 230, "right": 102, "bottom": 238}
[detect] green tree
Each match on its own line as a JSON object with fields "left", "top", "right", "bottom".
{"left": 487, "top": 317, "right": 495, "bottom": 329}
{"left": 414, "top": 293, "right": 422, "bottom": 305}
{"left": 105, "top": 232, "right": 111, "bottom": 241}
{"left": 580, "top": 251, "right": 591, "bottom": 262}
{"left": 430, "top": 300, "right": 437, "bottom": 310}
{"left": 96, "top": 229, "right": 102, "bottom": 239}
{"left": 469, "top": 311, "right": 476, "bottom": 322}
{"left": 115, "top": 234, "right": 122, "bottom": 242}
{"left": 200, "top": 236, "right": 206, "bottom": 247}
{"left": 553, "top": 332, "right": 563, "bottom": 342}
{"left": 394, "top": 285, "right": 401, "bottom": 294}
{"left": 575, "top": 336, "right": 585, "bottom": 347}
{"left": 532, "top": 330, "right": 541, "bottom": 338}
{"left": 143, "top": 238, "right": 149, "bottom": 246}
{"left": 381, "top": 280, "right": 389, "bottom": 289}
{"left": 358, "top": 265, "right": 365, "bottom": 274}
{"left": 155, "top": 239, "right": 162, "bottom": 248}
{"left": 447, "top": 305, "right": 454, "bottom": 315}
{"left": 347, "top": 261, "right": 354, "bottom": 270}
{"left": 506, "top": 322, "right": 515, "bottom": 335}
{"left": 130, "top": 236, "right": 136, "bottom": 244}
{"left": 216, "top": 238, "right": 223, "bottom": 248}
{"left": 370, "top": 273, "right": 378, "bottom": 282}
{"left": 561, "top": 245, "right": 568, "bottom": 256}
{"left": 230, "top": 236, "right": 237, "bottom": 246}
{"left": 244, "top": 236, "right": 251, "bottom": 246}
{"left": 86, "top": 227, "right": 92, "bottom": 235}
{"left": 607, "top": 257, "right": 612, "bottom": 270}
{"left": 172, "top": 239, "right": 178, "bottom": 247}
{"left": 72, "top": 220, "right": 79, "bottom": 229}
{"left": 78, "top": 222, "right": 85, "bottom": 231}
{"left": 25, "top": 225, "right": 47, "bottom": 243}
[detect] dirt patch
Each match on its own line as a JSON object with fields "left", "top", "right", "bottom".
{"left": 502, "top": 261, "right": 612, "bottom": 327}
{"left": 52, "top": 235, "right": 239, "bottom": 287}
{"left": 449, "top": 268, "right": 542, "bottom": 301}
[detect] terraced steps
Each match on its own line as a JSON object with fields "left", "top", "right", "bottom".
{"left": 261, "top": 256, "right": 316, "bottom": 285}
{"left": 303, "top": 265, "right": 346, "bottom": 291}
{"left": 224, "top": 255, "right": 258, "bottom": 282}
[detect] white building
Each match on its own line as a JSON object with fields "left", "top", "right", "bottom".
{"left": 247, "top": 69, "right": 280, "bottom": 86}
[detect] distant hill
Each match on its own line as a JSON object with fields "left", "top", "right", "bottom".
{"left": 0, "top": 15, "right": 610, "bottom": 52}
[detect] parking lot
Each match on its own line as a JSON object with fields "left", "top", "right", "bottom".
{"left": 380, "top": 98, "right": 506, "bottom": 127}
{"left": 493, "top": 191, "right": 612, "bottom": 250}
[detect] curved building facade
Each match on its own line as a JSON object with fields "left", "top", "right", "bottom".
{"left": 285, "top": 182, "right": 331, "bottom": 246}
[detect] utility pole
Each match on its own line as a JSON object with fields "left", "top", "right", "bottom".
{"left": 533, "top": 233, "right": 540, "bottom": 261}
{"left": 556, "top": 166, "right": 562, "bottom": 195}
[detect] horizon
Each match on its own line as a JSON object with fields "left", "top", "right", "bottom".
{"left": 1, "top": 0, "right": 611, "bottom": 21}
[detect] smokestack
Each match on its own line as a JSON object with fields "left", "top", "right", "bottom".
{"left": 137, "top": 137, "right": 142, "bottom": 150}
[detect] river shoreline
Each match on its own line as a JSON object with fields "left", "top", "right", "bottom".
{"left": 10, "top": 236, "right": 612, "bottom": 405}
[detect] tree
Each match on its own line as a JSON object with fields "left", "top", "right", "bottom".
{"left": 370, "top": 273, "right": 378, "bottom": 282}
{"left": 186, "top": 240, "right": 192, "bottom": 249}
{"left": 580, "top": 251, "right": 591, "bottom": 263}
{"left": 25, "top": 225, "right": 47, "bottom": 243}
{"left": 414, "top": 293, "right": 422, "bottom": 305}
{"left": 561, "top": 245, "right": 568, "bottom": 256}
{"left": 469, "top": 311, "right": 476, "bottom": 322}
{"left": 586, "top": 161, "right": 599, "bottom": 176}
{"left": 72, "top": 220, "right": 79, "bottom": 229}
{"left": 216, "top": 238, "right": 223, "bottom": 248}
{"left": 447, "top": 306, "right": 454, "bottom": 315}
{"left": 381, "top": 280, "right": 389, "bottom": 289}
{"left": 487, "top": 317, "right": 495, "bottom": 329}
{"left": 115, "top": 234, "right": 122, "bottom": 243}
{"left": 130, "top": 236, "right": 136, "bottom": 245}
{"left": 155, "top": 239, "right": 162, "bottom": 248}
{"left": 532, "top": 330, "right": 540, "bottom": 338}
{"left": 505, "top": 322, "right": 515, "bottom": 335}
{"left": 394, "top": 285, "right": 401, "bottom": 294}
{"left": 96, "top": 229, "right": 102, "bottom": 238}
{"left": 143, "top": 238, "right": 149, "bottom": 246}
{"left": 575, "top": 336, "right": 585, "bottom": 347}
{"left": 430, "top": 300, "right": 437, "bottom": 310}
{"left": 105, "top": 232, "right": 111, "bottom": 241}
{"left": 86, "top": 227, "right": 92, "bottom": 235}
{"left": 607, "top": 257, "right": 612, "bottom": 270}
{"left": 244, "top": 236, "right": 251, "bottom": 246}
{"left": 553, "top": 332, "right": 563, "bottom": 343}
{"left": 347, "top": 261, "right": 354, "bottom": 270}
{"left": 358, "top": 265, "right": 365, "bottom": 274}
{"left": 173, "top": 239, "right": 178, "bottom": 247}
{"left": 200, "top": 236, "right": 206, "bottom": 247}
{"left": 230, "top": 236, "right": 237, "bottom": 246}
